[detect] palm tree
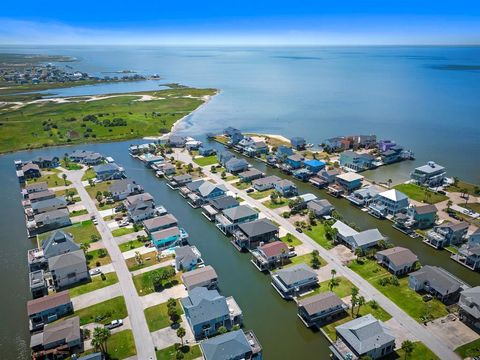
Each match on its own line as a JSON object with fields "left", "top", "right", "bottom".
{"left": 177, "top": 327, "right": 186, "bottom": 346}
{"left": 80, "top": 242, "right": 90, "bottom": 254}
{"left": 446, "top": 200, "right": 453, "bottom": 211}
{"left": 356, "top": 296, "right": 366, "bottom": 317}
{"left": 91, "top": 326, "right": 111, "bottom": 355}
{"left": 351, "top": 287, "right": 359, "bottom": 316}
{"left": 401, "top": 340, "right": 415, "bottom": 359}
{"left": 62, "top": 173, "right": 67, "bottom": 185}
{"left": 330, "top": 269, "right": 337, "bottom": 282}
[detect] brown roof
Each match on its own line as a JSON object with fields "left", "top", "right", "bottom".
{"left": 377, "top": 246, "right": 418, "bottom": 267}
{"left": 298, "top": 291, "right": 345, "bottom": 316}
{"left": 143, "top": 214, "right": 177, "bottom": 230}
{"left": 182, "top": 265, "right": 218, "bottom": 288}
{"left": 259, "top": 241, "right": 289, "bottom": 258}
{"left": 42, "top": 316, "right": 80, "bottom": 346}
{"left": 414, "top": 204, "right": 437, "bottom": 215}
{"left": 27, "top": 291, "right": 71, "bottom": 316}
{"left": 22, "top": 163, "right": 40, "bottom": 172}
{"left": 29, "top": 190, "right": 55, "bottom": 201}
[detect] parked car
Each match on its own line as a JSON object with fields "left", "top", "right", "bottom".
{"left": 89, "top": 268, "right": 102, "bottom": 276}
{"left": 296, "top": 227, "right": 303, "bottom": 233}
{"left": 288, "top": 251, "right": 297, "bottom": 258}
{"left": 105, "top": 319, "right": 123, "bottom": 329}
{"left": 246, "top": 188, "right": 254, "bottom": 193}
{"left": 423, "top": 295, "right": 433, "bottom": 302}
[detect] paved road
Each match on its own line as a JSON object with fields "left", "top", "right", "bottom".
{"left": 175, "top": 149, "right": 460, "bottom": 360}
{"left": 72, "top": 283, "right": 122, "bottom": 310}
{"left": 66, "top": 169, "right": 156, "bottom": 360}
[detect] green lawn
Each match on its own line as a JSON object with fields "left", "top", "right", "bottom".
{"left": 144, "top": 299, "right": 184, "bottom": 332}
{"left": 286, "top": 252, "right": 325, "bottom": 268}
{"left": 126, "top": 252, "right": 173, "bottom": 272}
{"left": 26, "top": 171, "right": 71, "bottom": 187}
{"left": 447, "top": 179, "right": 480, "bottom": 196}
{"left": 39, "top": 220, "right": 100, "bottom": 244}
{"left": 69, "top": 209, "right": 89, "bottom": 218}
{"left": 112, "top": 227, "right": 136, "bottom": 237}
{"left": 249, "top": 189, "right": 274, "bottom": 200}
{"left": 81, "top": 167, "right": 97, "bottom": 181}
{"left": 104, "top": 330, "right": 136, "bottom": 360}
{"left": 132, "top": 267, "right": 181, "bottom": 296}
{"left": 393, "top": 342, "right": 440, "bottom": 360}
{"left": 460, "top": 202, "right": 480, "bottom": 213}
{"left": 263, "top": 199, "right": 288, "bottom": 209}
{"left": 74, "top": 296, "right": 127, "bottom": 326}
{"left": 455, "top": 338, "right": 480, "bottom": 358}
{"left": 348, "top": 259, "right": 448, "bottom": 322}
{"left": 68, "top": 273, "right": 119, "bottom": 297}
{"left": 119, "top": 239, "right": 146, "bottom": 252}
{"left": 86, "top": 248, "right": 112, "bottom": 268}
{"left": 61, "top": 160, "right": 83, "bottom": 170}
{"left": 320, "top": 276, "right": 355, "bottom": 298}
{"left": 304, "top": 224, "right": 335, "bottom": 250}
{"left": 193, "top": 155, "right": 218, "bottom": 166}
{"left": 233, "top": 181, "right": 251, "bottom": 190}
{"left": 280, "top": 234, "right": 303, "bottom": 247}
{"left": 394, "top": 183, "right": 448, "bottom": 204}
{"left": 156, "top": 345, "right": 201, "bottom": 360}
{"left": 85, "top": 181, "right": 114, "bottom": 199}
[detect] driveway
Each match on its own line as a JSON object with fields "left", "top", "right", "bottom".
{"left": 140, "top": 285, "right": 188, "bottom": 309}
{"left": 426, "top": 314, "right": 480, "bottom": 350}
{"left": 151, "top": 315, "right": 195, "bottom": 350}
{"left": 72, "top": 283, "right": 122, "bottom": 310}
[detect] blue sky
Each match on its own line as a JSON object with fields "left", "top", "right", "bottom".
{"left": 1, "top": 0, "right": 479, "bottom": 45}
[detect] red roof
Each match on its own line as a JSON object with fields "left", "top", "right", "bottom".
{"left": 260, "top": 241, "right": 289, "bottom": 257}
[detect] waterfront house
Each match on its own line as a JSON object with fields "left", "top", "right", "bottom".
{"left": 232, "top": 218, "right": 279, "bottom": 251}
{"left": 69, "top": 150, "right": 103, "bottom": 164}
{"left": 32, "top": 156, "right": 60, "bottom": 169}
{"left": 25, "top": 182, "right": 48, "bottom": 195}
{"left": 200, "top": 329, "right": 263, "bottom": 360}
{"left": 140, "top": 153, "right": 164, "bottom": 168}
{"left": 410, "top": 161, "right": 446, "bottom": 187}
{"left": 30, "top": 209, "right": 71, "bottom": 234}
{"left": 349, "top": 134, "right": 377, "bottom": 149}
{"left": 346, "top": 229, "right": 384, "bottom": 251}
{"left": 303, "top": 159, "right": 325, "bottom": 173}
{"left": 31, "top": 196, "right": 67, "bottom": 215}
{"left": 408, "top": 265, "right": 464, "bottom": 304}
{"left": 308, "top": 199, "right": 335, "bottom": 218}
{"left": 158, "top": 162, "right": 176, "bottom": 176}
{"left": 293, "top": 168, "right": 313, "bottom": 181}
{"left": 181, "top": 287, "right": 243, "bottom": 340}
{"left": 215, "top": 205, "right": 259, "bottom": 235}
{"left": 168, "top": 174, "right": 193, "bottom": 188}
{"left": 329, "top": 314, "right": 395, "bottom": 360}
{"left": 252, "top": 175, "right": 281, "bottom": 191}
{"left": 323, "top": 137, "right": 350, "bottom": 152}
{"left": 238, "top": 168, "right": 263, "bottom": 182}
{"left": 22, "top": 163, "right": 41, "bottom": 179}
{"left": 339, "top": 151, "right": 376, "bottom": 172}
{"left": 238, "top": 137, "right": 255, "bottom": 149}
{"left": 30, "top": 316, "right": 81, "bottom": 356}
{"left": 375, "top": 247, "right": 418, "bottom": 275}
{"left": 217, "top": 151, "right": 235, "bottom": 166}
{"left": 143, "top": 214, "right": 178, "bottom": 235}
{"left": 109, "top": 179, "right": 143, "bottom": 201}
{"left": 225, "top": 158, "right": 249, "bottom": 174}
{"left": 29, "top": 190, "right": 56, "bottom": 203}
{"left": 27, "top": 291, "right": 73, "bottom": 332}
{"left": 276, "top": 145, "right": 294, "bottom": 160}
{"left": 198, "top": 147, "right": 216, "bottom": 157}
{"left": 368, "top": 189, "right": 409, "bottom": 218}
{"left": 459, "top": 287, "right": 480, "bottom": 330}
{"left": 48, "top": 250, "right": 89, "bottom": 290}
{"left": 406, "top": 204, "right": 437, "bottom": 229}
{"left": 378, "top": 140, "right": 396, "bottom": 152}
{"left": 381, "top": 145, "right": 404, "bottom": 164}
{"left": 180, "top": 179, "right": 205, "bottom": 198}
{"left": 271, "top": 263, "right": 319, "bottom": 299}
{"left": 290, "top": 136, "right": 306, "bottom": 150}
{"left": 128, "top": 143, "right": 152, "bottom": 156}
{"left": 169, "top": 135, "right": 187, "bottom": 147}
{"left": 182, "top": 265, "right": 218, "bottom": 291}
{"left": 347, "top": 185, "right": 382, "bottom": 207}
{"left": 225, "top": 126, "right": 242, "bottom": 137}
{"left": 297, "top": 291, "right": 347, "bottom": 327}
{"left": 245, "top": 141, "right": 269, "bottom": 156}
{"left": 469, "top": 228, "right": 480, "bottom": 245}
{"left": 335, "top": 172, "right": 364, "bottom": 193}
{"left": 202, "top": 196, "right": 240, "bottom": 221}
{"left": 186, "top": 139, "right": 203, "bottom": 150}
{"left": 150, "top": 226, "right": 188, "bottom": 249}
{"left": 175, "top": 245, "right": 203, "bottom": 271}
{"left": 309, "top": 169, "right": 340, "bottom": 188}
{"left": 188, "top": 181, "right": 227, "bottom": 208}
{"left": 30, "top": 270, "right": 47, "bottom": 299}
{"left": 251, "top": 241, "right": 289, "bottom": 271}
{"left": 124, "top": 193, "right": 155, "bottom": 222}
{"left": 93, "top": 163, "right": 125, "bottom": 181}
{"left": 454, "top": 243, "right": 480, "bottom": 271}
{"left": 425, "top": 222, "right": 469, "bottom": 249}
{"left": 285, "top": 154, "right": 304, "bottom": 169}
{"left": 274, "top": 179, "right": 298, "bottom": 197}
{"left": 228, "top": 132, "right": 244, "bottom": 145}
{"left": 332, "top": 220, "right": 358, "bottom": 243}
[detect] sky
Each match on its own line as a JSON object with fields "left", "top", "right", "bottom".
{"left": 1, "top": 0, "right": 479, "bottom": 45}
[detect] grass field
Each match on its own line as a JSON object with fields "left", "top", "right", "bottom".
{"left": 68, "top": 273, "right": 119, "bottom": 297}
{"left": 26, "top": 171, "right": 71, "bottom": 187}
{"left": 74, "top": 296, "right": 127, "bottom": 326}
{"left": 156, "top": 345, "right": 201, "bottom": 360}
{"left": 69, "top": 209, "right": 89, "bottom": 217}
{"left": 263, "top": 198, "right": 288, "bottom": 209}
{"left": 193, "top": 155, "right": 218, "bottom": 166}
{"left": 447, "top": 180, "right": 480, "bottom": 196}
{"left": 81, "top": 168, "right": 97, "bottom": 181}
{"left": 304, "top": 223, "right": 335, "bottom": 250}
{"left": 233, "top": 181, "right": 251, "bottom": 190}
{"left": 132, "top": 266, "right": 181, "bottom": 296}
{"left": 0, "top": 87, "right": 216, "bottom": 153}
{"left": 125, "top": 252, "right": 173, "bottom": 272}
{"left": 280, "top": 234, "right": 302, "bottom": 247}
{"left": 393, "top": 183, "right": 448, "bottom": 204}
{"left": 86, "top": 248, "right": 112, "bottom": 268}
{"left": 119, "top": 239, "right": 146, "bottom": 252}
{"left": 104, "top": 330, "right": 136, "bottom": 360}
{"left": 286, "top": 252, "right": 325, "bottom": 268}
{"left": 144, "top": 299, "right": 184, "bottom": 332}
{"left": 393, "top": 342, "right": 440, "bottom": 360}
{"left": 249, "top": 189, "right": 274, "bottom": 200}
{"left": 112, "top": 227, "right": 136, "bottom": 237}
{"left": 39, "top": 220, "right": 100, "bottom": 244}
{"left": 455, "top": 338, "right": 480, "bottom": 358}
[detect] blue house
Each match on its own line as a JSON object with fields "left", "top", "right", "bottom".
{"left": 217, "top": 151, "right": 234, "bottom": 166}
{"left": 93, "top": 163, "right": 125, "bottom": 181}
{"left": 199, "top": 147, "right": 216, "bottom": 157}
{"left": 290, "top": 137, "right": 306, "bottom": 150}
{"left": 276, "top": 146, "right": 294, "bottom": 160}
{"left": 229, "top": 132, "right": 244, "bottom": 145}
{"left": 225, "top": 158, "right": 249, "bottom": 174}
{"left": 303, "top": 159, "right": 326, "bottom": 173}
{"left": 27, "top": 291, "right": 73, "bottom": 332}
{"left": 285, "top": 154, "right": 304, "bottom": 169}
{"left": 335, "top": 172, "right": 364, "bottom": 192}
{"left": 150, "top": 226, "right": 189, "bottom": 249}
{"left": 339, "top": 151, "right": 376, "bottom": 172}
{"left": 293, "top": 168, "right": 312, "bottom": 181}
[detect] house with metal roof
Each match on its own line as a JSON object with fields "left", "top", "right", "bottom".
{"left": 290, "top": 136, "right": 306, "bottom": 150}
{"left": 271, "top": 263, "right": 319, "bottom": 299}
{"left": 405, "top": 204, "right": 437, "bottom": 229}
{"left": 425, "top": 222, "right": 469, "bottom": 249}
{"left": 375, "top": 247, "right": 418, "bottom": 275}
{"left": 330, "top": 314, "right": 395, "bottom": 360}
{"left": 368, "top": 189, "right": 409, "bottom": 218}
{"left": 27, "top": 291, "right": 73, "bottom": 332}
{"left": 303, "top": 159, "right": 326, "bottom": 173}
{"left": 29, "top": 189, "right": 56, "bottom": 203}
{"left": 251, "top": 241, "right": 289, "bottom": 271}
{"left": 459, "top": 286, "right": 480, "bottom": 330}
{"left": 215, "top": 205, "right": 259, "bottom": 235}
{"left": 232, "top": 218, "right": 279, "bottom": 251}
{"left": 335, "top": 172, "right": 364, "bottom": 193}
{"left": 297, "top": 291, "right": 347, "bottom": 327}
{"left": 200, "top": 329, "right": 263, "bottom": 360}
{"left": 187, "top": 181, "right": 227, "bottom": 208}
{"left": 410, "top": 161, "right": 446, "bottom": 187}
{"left": 181, "top": 265, "right": 218, "bottom": 291}
{"left": 175, "top": 245, "right": 203, "bottom": 271}
{"left": 339, "top": 151, "right": 376, "bottom": 172}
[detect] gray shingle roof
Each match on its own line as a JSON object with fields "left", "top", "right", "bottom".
{"left": 182, "top": 265, "right": 218, "bottom": 289}
{"left": 222, "top": 205, "right": 258, "bottom": 221}
{"left": 275, "top": 263, "right": 318, "bottom": 286}
{"left": 351, "top": 229, "right": 383, "bottom": 247}
{"left": 143, "top": 214, "right": 177, "bottom": 231}
{"left": 209, "top": 196, "right": 239, "bottom": 210}
{"left": 42, "top": 316, "right": 80, "bottom": 346}
{"left": 42, "top": 230, "right": 80, "bottom": 259}
{"left": 47, "top": 250, "right": 86, "bottom": 270}
{"left": 237, "top": 219, "right": 278, "bottom": 238}
{"left": 410, "top": 265, "right": 462, "bottom": 295}
{"left": 31, "top": 196, "right": 67, "bottom": 212}
{"left": 298, "top": 291, "right": 345, "bottom": 316}
{"left": 376, "top": 247, "right": 418, "bottom": 267}
{"left": 181, "top": 287, "right": 229, "bottom": 327}
{"left": 175, "top": 246, "right": 200, "bottom": 268}
{"left": 252, "top": 175, "right": 281, "bottom": 186}
{"left": 34, "top": 209, "right": 69, "bottom": 223}
{"left": 200, "top": 330, "right": 251, "bottom": 360}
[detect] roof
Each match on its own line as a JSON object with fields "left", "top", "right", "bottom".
{"left": 47, "top": 250, "right": 86, "bottom": 270}
{"left": 238, "top": 168, "right": 263, "bottom": 178}
{"left": 379, "top": 189, "right": 408, "bottom": 202}
{"left": 332, "top": 220, "right": 358, "bottom": 238}
{"left": 186, "top": 179, "right": 205, "bottom": 192}
{"left": 172, "top": 174, "right": 192, "bottom": 182}
{"left": 225, "top": 158, "right": 248, "bottom": 168}
{"left": 351, "top": 229, "right": 383, "bottom": 247}
{"left": 377, "top": 247, "right": 418, "bottom": 267}
{"left": 182, "top": 265, "right": 218, "bottom": 289}
{"left": 336, "top": 314, "right": 395, "bottom": 355}
{"left": 336, "top": 172, "right": 364, "bottom": 182}
{"left": 181, "top": 287, "right": 229, "bottom": 327}
{"left": 31, "top": 196, "right": 67, "bottom": 212}
{"left": 109, "top": 179, "right": 136, "bottom": 193}
{"left": 29, "top": 190, "right": 55, "bottom": 201}
{"left": 209, "top": 196, "right": 239, "bottom": 210}
{"left": 151, "top": 226, "right": 180, "bottom": 240}
{"left": 259, "top": 241, "right": 289, "bottom": 258}
{"left": 415, "top": 161, "right": 445, "bottom": 174}
{"left": 252, "top": 175, "right": 281, "bottom": 186}
{"left": 439, "top": 221, "right": 469, "bottom": 232}
{"left": 27, "top": 291, "right": 71, "bottom": 316}
{"left": 222, "top": 205, "right": 258, "bottom": 221}
{"left": 410, "top": 265, "right": 462, "bottom": 295}
{"left": 308, "top": 199, "right": 333, "bottom": 211}
{"left": 287, "top": 154, "right": 304, "bottom": 162}
{"left": 93, "top": 163, "right": 121, "bottom": 173}
{"left": 126, "top": 193, "right": 154, "bottom": 206}
{"left": 298, "top": 291, "right": 345, "bottom": 316}
{"left": 22, "top": 162, "right": 40, "bottom": 172}
{"left": 275, "top": 179, "right": 295, "bottom": 188}
{"left": 198, "top": 181, "right": 226, "bottom": 197}
{"left": 175, "top": 246, "right": 201, "bottom": 266}
{"left": 34, "top": 209, "right": 69, "bottom": 222}
{"left": 200, "top": 330, "right": 251, "bottom": 360}
{"left": 143, "top": 214, "right": 177, "bottom": 230}
{"left": 237, "top": 218, "right": 278, "bottom": 237}
{"left": 25, "top": 182, "right": 48, "bottom": 192}
{"left": 42, "top": 230, "right": 80, "bottom": 257}
{"left": 42, "top": 316, "right": 80, "bottom": 346}
{"left": 460, "top": 286, "right": 480, "bottom": 318}
{"left": 304, "top": 159, "right": 325, "bottom": 167}
{"left": 413, "top": 204, "right": 437, "bottom": 215}
{"left": 275, "top": 263, "right": 318, "bottom": 286}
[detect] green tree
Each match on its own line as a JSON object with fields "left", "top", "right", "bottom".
{"left": 90, "top": 234, "right": 100, "bottom": 242}
{"left": 401, "top": 340, "right": 415, "bottom": 359}
{"left": 446, "top": 200, "right": 453, "bottom": 211}
{"left": 80, "top": 242, "right": 90, "bottom": 254}
{"left": 62, "top": 173, "right": 68, "bottom": 185}
{"left": 356, "top": 296, "right": 366, "bottom": 317}
{"left": 91, "top": 326, "right": 111, "bottom": 355}
{"left": 218, "top": 326, "right": 228, "bottom": 334}
{"left": 351, "top": 287, "right": 359, "bottom": 317}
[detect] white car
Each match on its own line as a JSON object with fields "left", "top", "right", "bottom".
{"left": 105, "top": 319, "right": 123, "bottom": 329}
{"left": 89, "top": 268, "right": 102, "bottom": 276}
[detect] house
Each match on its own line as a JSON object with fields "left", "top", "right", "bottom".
{"left": 188, "top": 182, "right": 227, "bottom": 208}
{"left": 309, "top": 169, "right": 340, "bottom": 188}
{"left": 335, "top": 172, "right": 364, "bottom": 192}
{"left": 410, "top": 161, "right": 446, "bottom": 187}
{"left": 276, "top": 145, "right": 294, "bottom": 160}
{"left": 287, "top": 193, "right": 318, "bottom": 212}
{"left": 124, "top": 193, "right": 155, "bottom": 222}
{"left": 285, "top": 154, "right": 304, "bottom": 169}
{"left": 30, "top": 316, "right": 81, "bottom": 355}
{"left": 200, "top": 330, "right": 263, "bottom": 360}
{"left": 274, "top": 179, "right": 298, "bottom": 197}
{"left": 408, "top": 265, "right": 464, "bottom": 304}
{"left": 30, "top": 270, "right": 47, "bottom": 299}
{"left": 32, "top": 156, "right": 60, "bottom": 168}
{"left": 459, "top": 287, "right": 480, "bottom": 330}
{"left": 158, "top": 163, "right": 176, "bottom": 176}
{"left": 406, "top": 204, "right": 437, "bottom": 229}
{"left": 140, "top": 153, "right": 164, "bottom": 168}
{"left": 332, "top": 220, "right": 359, "bottom": 242}
{"left": 293, "top": 168, "right": 313, "bottom": 181}
{"left": 199, "top": 147, "right": 216, "bottom": 157}
{"left": 27, "top": 291, "right": 73, "bottom": 332}
{"left": 378, "top": 140, "right": 396, "bottom": 152}
{"left": 245, "top": 141, "right": 268, "bottom": 156}
{"left": 182, "top": 265, "right": 218, "bottom": 291}
{"left": 179, "top": 179, "right": 205, "bottom": 198}
{"left": 425, "top": 222, "right": 469, "bottom": 249}
{"left": 238, "top": 137, "right": 255, "bottom": 149}
{"left": 169, "top": 135, "right": 186, "bottom": 147}
{"left": 347, "top": 185, "right": 382, "bottom": 207}
{"left": 83, "top": 152, "right": 104, "bottom": 165}
{"left": 290, "top": 137, "right": 306, "bottom": 150}
{"left": 109, "top": 179, "right": 143, "bottom": 201}
{"left": 375, "top": 247, "right": 418, "bottom": 275}
{"left": 238, "top": 168, "right": 263, "bottom": 182}
{"left": 143, "top": 214, "right": 178, "bottom": 234}
{"left": 216, "top": 205, "right": 259, "bottom": 235}
{"left": 368, "top": 189, "right": 409, "bottom": 218}
{"left": 150, "top": 226, "right": 189, "bottom": 249}
{"left": 29, "top": 190, "right": 56, "bottom": 203}
{"left": 454, "top": 243, "right": 480, "bottom": 271}
{"left": 381, "top": 146, "right": 404, "bottom": 164}
{"left": 175, "top": 245, "right": 203, "bottom": 271}
{"left": 251, "top": 241, "right": 289, "bottom": 271}
{"left": 331, "top": 220, "right": 383, "bottom": 251}
{"left": 252, "top": 175, "right": 281, "bottom": 191}
{"left": 232, "top": 219, "right": 279, "bottom": 251}
{"left": 303, "top": 159, "right": 325, "bottom": 173}
{"left": 229, "top": 132, "right": 244, "bottom": 146}
{"left": 93, "top": 163, "right": 125, "bottom": 181}
{"left": 22, "top": 163, "right": 41, "bottom": 179}
{"left": 323, "top": 137, "right": 349, "bottom": 152}
{"left": 349, "top": 134, "right": 377, "bottom": 149}
{"left": 30, "top": 209, "right": 71, "bottom": 233}
{"left": 217, "top": 151, "right": 235, "bottom": 166}
{"left": 25, "top": 182, "right": 48, "bottom": 195}
{"left": 330, "top": 314, "right": 395, "bottom": 360}
{"left": 168, "top": 174, "right": 193, "bottom": 188}
{"left": 186, "top": 139, "right": 203, "bottom": 150}
{"left": 31, "top": 196, "right": 67, "bottom": 215}
{"left": 339, "top": 151, "right": 376, "bottom": 172}
{"left": 271, "top": 263, "right": 319, "bottom": 299}
{"left": 202, "top": 196, "right": 240, "bottom": 221}
{"left": 297, "top": 291, "right": 348, "bottom": 327}
{"left": 224, "top": 126, "right": 241, "bottom": 137}
{"left": 225, "top": 158, "right": 249, "bottom": 174}
{"left": 181, "top": 287, "right": 243, "bottom": 340}
{"left": 308, "top": 199, "right": 334, "bottom": 217}
{"left": 48, "top": 250, "right": 89, "bottom": 290}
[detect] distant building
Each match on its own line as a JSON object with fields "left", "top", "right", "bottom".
{"left": 339, "top": 151, "right": 376, "bottom": 172}
{"left": 290, "top": 137, "right": 306, "bottom": 150}
{"left": 459, "top": 287, "right": 480, "bottom": 331}
{"left": 410, "top": 161, "right": 446, "bottom": 187}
